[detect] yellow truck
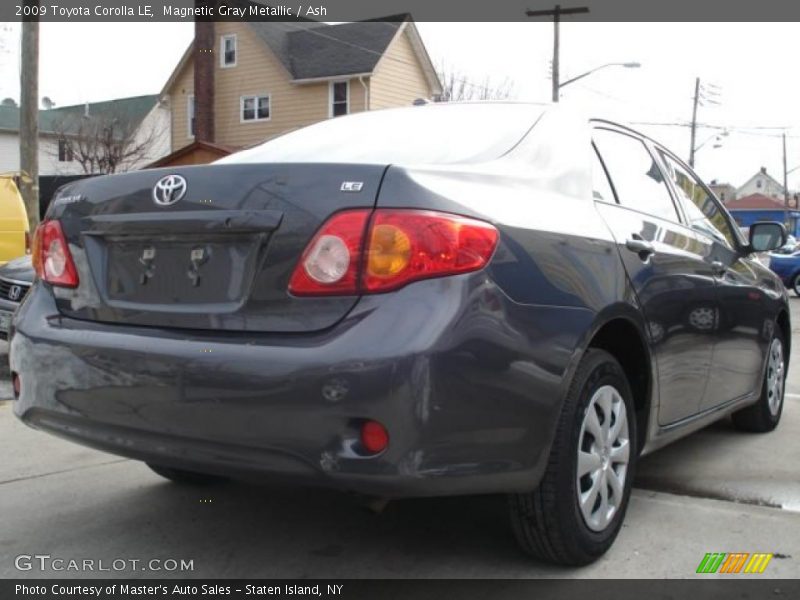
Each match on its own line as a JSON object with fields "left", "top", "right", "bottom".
{"left": 0, "top": 176, "right": 30, "bottom": 264}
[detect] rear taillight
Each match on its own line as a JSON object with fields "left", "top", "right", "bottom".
{"left": 289, "top": 209, "right": 498, "bottom": 296}
{"left": 32, "top": 220, "right": 79, "bottom": 288}
{"left": 363, "top": 210, "right": 499, "bottom": 293}
{"left": 288, "top": 210, "right": 371, "bottom": 296}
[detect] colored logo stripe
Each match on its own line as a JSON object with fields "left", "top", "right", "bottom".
{"left": 696, "top": 553, "right": 773, "bottom": 574}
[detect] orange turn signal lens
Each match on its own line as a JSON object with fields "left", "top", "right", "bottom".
{"left": 367, "top": 223, "right": 411, "bottom": 278}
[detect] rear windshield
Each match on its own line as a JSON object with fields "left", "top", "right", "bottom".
{"left": 216, "top": 103, "right": 546, "bottom": 166}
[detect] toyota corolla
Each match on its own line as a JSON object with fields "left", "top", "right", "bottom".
{"left": 10, "top": 103, "right": 790, "bottom": 565}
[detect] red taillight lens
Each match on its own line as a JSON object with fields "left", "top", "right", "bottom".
{"left": 32, "top": 220, "right": 79, "bottom": 288}
{"left": 363, "top": 210, "right": 499, "bottom": 293}
{"left": 289, "top": 209, "right": 498, "bottom": 296}
{"left": 360, "top": 420, "right": 389, "bottom": 454}
{"left": 288, "top": 209, "right": 371, "bottom": 296}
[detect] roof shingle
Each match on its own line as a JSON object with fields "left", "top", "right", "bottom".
{"left": 248, "top": 16, "right": 406, "bottom": 80}
{"left": 0, "top": 95, "right": 158, "bottom": 135}
{"left": 725, "top": 193, "right": 787, "bottom": 210}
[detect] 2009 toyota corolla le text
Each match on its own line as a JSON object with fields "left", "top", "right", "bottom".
{"left": 10, "top": 103, "right": 790, "bottom": 565}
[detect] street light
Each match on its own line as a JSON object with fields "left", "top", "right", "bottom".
{"left": 558, "top": 62, "right": 641, "bottom": 90}
{"left": 693, "top": 130, "right": 729, "bottom": 160}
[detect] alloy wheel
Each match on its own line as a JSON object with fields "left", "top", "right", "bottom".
{"left": 766, "top": 337, "right": 785, "bottom": 416}
{"left": 576, "top": 385, "right": 630, "bottom": 532}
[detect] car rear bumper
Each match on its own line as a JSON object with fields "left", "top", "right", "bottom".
{"left": 10, "top": 277, "right": 586, "bottom": 497}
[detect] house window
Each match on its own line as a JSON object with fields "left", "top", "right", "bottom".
{"left": 241, "top": 95, "right": 270, "bottom": 122}
{"left": 330, "top": 81, "right": 349, "bottom": 117}
{"left": 756, "top": 179, "right": 763, "bottom": 188}
{"left": 187, "top": 95, "right": 195, "bottom": 138}
{"left": 57, "top": 139, "right": 73, "bottom": 162}
{"left": 221, "top": 34, "right": 237, "bottom": 68}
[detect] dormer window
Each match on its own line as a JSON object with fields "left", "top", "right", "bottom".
{"left": 221, "top": 34, "right": 237, "bottom": 68}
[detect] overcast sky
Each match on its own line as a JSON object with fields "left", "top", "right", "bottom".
{"left": 1, "top": 21, "right": 799, "bottom": 189}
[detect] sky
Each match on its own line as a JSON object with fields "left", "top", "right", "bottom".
{"left": 1, "top": 21, "right": 799, "bottom": 190}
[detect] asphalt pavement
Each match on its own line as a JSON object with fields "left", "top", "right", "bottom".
{"left": 1, "top": 302, "right": 799, "bottom": 579}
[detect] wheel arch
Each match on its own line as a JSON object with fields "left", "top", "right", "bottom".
{"left": 584, "top": 313, "right": 653, "bottom": 454}
{"left": 777, "top": 308, "right": 791, "bottom": 362}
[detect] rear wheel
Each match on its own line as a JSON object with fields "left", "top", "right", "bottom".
{"left": 732, "top": 328, "right": 786, "bottom": 433}
{"left": 146, "top": 463, "right": 229, "bottom": 485}
{"left": 509, "top": 349, "right": 637, "bottom": 565}
{"left": 793, "top": 273, "right": 800, "bottom": 296}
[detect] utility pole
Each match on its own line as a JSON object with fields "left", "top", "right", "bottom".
{"left": 689, "top": 77, "right": 700, "bottom": 168}
{"left": 783, "top": 132, "right": 789, "bottom": 228}
{"left": 19, "top": 11, "right": 40, "bottom": 233}
{"left": 526, "top": 4, "right": 590, "bottom": 103}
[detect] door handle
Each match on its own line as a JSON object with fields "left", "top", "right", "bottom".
{"left": 711, "top": 260, "right": 727, "bottom": 276}
{"left": 625, "top": 237, "right": 655, "bottom": 260}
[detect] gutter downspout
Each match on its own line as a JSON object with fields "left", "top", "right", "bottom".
{"left": 358, "top": 76, "right": 370, "bottom": 111}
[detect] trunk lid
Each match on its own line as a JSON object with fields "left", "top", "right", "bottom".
{"left": 47, "top": 163, "right": 385, "bottom": 333}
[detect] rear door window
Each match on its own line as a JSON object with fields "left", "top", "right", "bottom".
{"left": 591, "top": 146, "right": 617, "bottom": 204}
{"left": 659, "top": 151, "right": 739, "bottom": 248}
{"left": 593, "top": 129, "right": 680, "bottom": 222}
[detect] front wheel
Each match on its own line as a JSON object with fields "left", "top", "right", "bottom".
{"left": 509, "top": 349, "right": 637, "bottom": 566}
{"left": 732, "top": 327, "right": 786, "bottom": 433}
{"left": 793, "top": 273, "right": 800, "bottom": 297}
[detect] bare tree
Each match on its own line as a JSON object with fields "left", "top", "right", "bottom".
{"left": 436, "top": 64, "right": 515, "bottom": 102}
{"left": 49, "top": 107, "right": 166, "bottom": 175}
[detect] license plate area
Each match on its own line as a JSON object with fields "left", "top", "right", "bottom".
{"left": 104, "top": 233, "right": 264, "bottom": 306}
{"left": 0, "top": 310, "right": 12, "bottom": 333}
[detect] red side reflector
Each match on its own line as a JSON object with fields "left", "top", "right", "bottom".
{"left": 360, "top": 420, "right": 389, "bottom": 454}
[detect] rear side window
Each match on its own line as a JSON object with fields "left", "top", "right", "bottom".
{"left": 591, "top": 145, "right": 616, "bottom": 203}
{"left": 659, "top": 152, "right": 739, "bottom": 248}
{"left": 593, "top": 129, "right": 680, "bottom": 222}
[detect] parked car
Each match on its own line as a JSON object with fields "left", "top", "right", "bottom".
{"left": 0, "top": 176, "right": 30, "bottom": 264}
{"left": 768, "top": 250, "right": 800, "bottom": 295}
{"left": 0, "top": 255, "right": 33, "bottom": 339}
{"left": 771, "top": 234, "right": 800, "bottom": 255}
{"left": 10, "top": 103, "right": 790, "bottom": 566}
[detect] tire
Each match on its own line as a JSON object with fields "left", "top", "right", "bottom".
{"left": 146, "top": 463, "right": 229, "bottom": 485}
{"left": 732, "top": 326, "right": 786, "bottom": 433}
{"left": 793, "top": 274, "right": 800, "bottom": 297}
{"left": 509, "top": 349, "right": 637, "bottom": 566}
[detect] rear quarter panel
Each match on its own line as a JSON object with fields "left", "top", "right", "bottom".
{"left": 374, "top": 148, "right": 648, "bottom": 481}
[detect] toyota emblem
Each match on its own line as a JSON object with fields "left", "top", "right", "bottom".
{"left": 152, "top": 174, "right": 188, "bottom": 206}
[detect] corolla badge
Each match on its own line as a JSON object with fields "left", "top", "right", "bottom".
{"left": 152, "top": 174, "right": 188, "bottom": 206}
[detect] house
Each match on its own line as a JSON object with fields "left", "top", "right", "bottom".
{"left": 725, "top": 193, "right": 800, "bottom": 236}
{"left": 147, "top": 140, "right": 234, "bottom": 168}
{"left": 0, "top": 95, "right": 169, "bottom": 177}
{"left": 737, "top": 167, "right": 785, "bottom": 200}
{"left": 161, "top": 15, "right": 441, "bottom": 159}
{"left": 708, "top": 180, "right": 737, "bottom": 203}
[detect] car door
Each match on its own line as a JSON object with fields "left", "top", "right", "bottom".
{"left": 592, "top": 126, "right": 718, "bottom": 424}
{"left": 657, "top": 149, "right": 771, "bottom": 408}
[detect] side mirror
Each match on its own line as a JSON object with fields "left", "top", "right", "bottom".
{"left": 748, "top": 221, "right": 787, "bottom": 253}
